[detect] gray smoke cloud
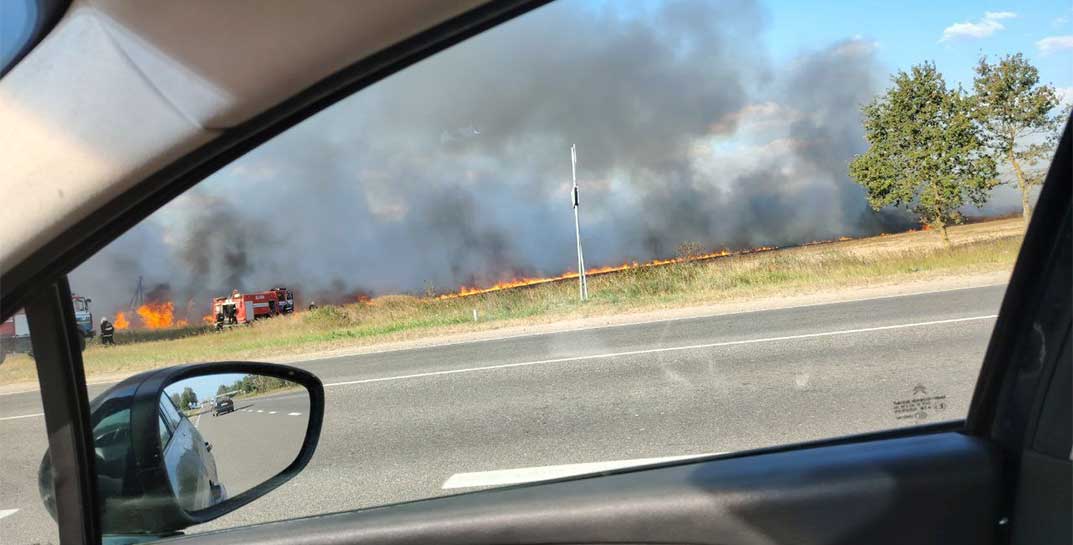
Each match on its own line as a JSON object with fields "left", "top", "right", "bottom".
{"left": 72, "top": 0, "right": 924, "bottom": 321}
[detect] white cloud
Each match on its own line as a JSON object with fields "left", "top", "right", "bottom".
{"left": 1037, "top": 35, "right": 1073, "bottom": 54}
{"left": 832, "top": 37, "right": 878, "bottom": 57}
{"left": 1055, "top": 86, "right": 1073, "bottom": 106}
{"left": 940, "top": 11, "right": 1017, "bottom": 42}
{"left": 708, "top": 101, "right": 800, "bottom": 134}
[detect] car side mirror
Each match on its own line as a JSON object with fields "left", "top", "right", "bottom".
{"left": 38, "top": 362, "right": 323, "bottom": 537}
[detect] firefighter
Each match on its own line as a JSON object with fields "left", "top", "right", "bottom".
{"left": 308, "top": 301, "right": 318, "bottom": 311}
{"left": 99, "top": 317, "right": 115, "bottom": 345}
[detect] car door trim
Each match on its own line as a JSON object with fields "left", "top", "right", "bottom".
{"left": 25, "top": 277, "right": 101, "bottom": 545}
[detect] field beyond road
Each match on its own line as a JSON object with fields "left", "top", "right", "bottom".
{"left": 0, "top": 217, "right": 1024, "bottom": 388}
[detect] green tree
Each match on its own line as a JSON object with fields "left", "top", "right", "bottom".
{"left": 850, "top": 62, "right": 997, "bottom": 246}
{"left": 179, "top": 386, "right": 198, "bottom": 409}
{"left": 972, "top": 53, "right": 1064, "bottom": 224}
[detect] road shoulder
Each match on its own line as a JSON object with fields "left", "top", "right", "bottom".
{"left": 268, "top": 271, "right": 1008, "bottom": 365}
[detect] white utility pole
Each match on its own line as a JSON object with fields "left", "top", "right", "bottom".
{"left": 571, "top": 144, "right": 588, "bottom": 301}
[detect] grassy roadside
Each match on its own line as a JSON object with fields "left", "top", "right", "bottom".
{"left": 0, "top": 218, "right": 1024, "bottom": 386}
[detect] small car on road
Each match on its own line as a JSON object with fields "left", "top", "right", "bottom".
{"left": 213, "top": 396, "right": 235, "bottom": 417}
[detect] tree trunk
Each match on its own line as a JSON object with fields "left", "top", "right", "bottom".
{"left": 928, "top": 181, "right": 951, "bottom": 248}
{"left": 1008, "top": 142, "right": 1031, "bottom": 226}
{"left": 1020, "top": 181, "right": 1032, "bottom": 225}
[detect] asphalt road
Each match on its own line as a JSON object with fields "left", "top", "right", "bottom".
{"left": 195, "top": 392, "right": 311, "bottom": 498}
{"left": 0, "top": 284, "right": 1006, "bottom": 543}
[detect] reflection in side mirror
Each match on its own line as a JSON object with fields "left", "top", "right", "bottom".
{"left": 161, "top": 373, "right": 311, "bottom": 512}
{"left": 39, "top": 362, "right": 323, "bottom": 538}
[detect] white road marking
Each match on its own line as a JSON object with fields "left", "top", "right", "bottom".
{"left": 194, "top": 412, "right": 202, "bottom": 428}
{"left": 288, "top": 412, "right": 302, "bottom": 416}
{"left": 0, "top": 508, "right": 19, "bottom": 520}
{"left": 256, "top": 410, "right": 264, "bottom": 413}
{"left": 297, "top": 283, "right": 1008, "bottom": 364}
{"left": 0, "top": 377, "right": 124, "bottom": 397}
{"left": 0, "top": 283, "right": 1006, "bottom": 398}
{"left": 268, "top": 411, "right": 277, "bottom": 414}
{"left": 0, "top": 412, "right": 43, "bottom": 422}
{"left": 442, "top": 453, "right": 723, "bottom": 489}
{"left": 326, "top": 314, "right": 998, "bottom": 389}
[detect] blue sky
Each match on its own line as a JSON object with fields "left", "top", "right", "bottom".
{"left": 0, "top": 0, "right": 35, "bottom": 70}
{"left": 762, "top": 0, "right": 1072, "bottom": 93}
{"left": 165, "top": 373, "right": 249, "bottom": 404}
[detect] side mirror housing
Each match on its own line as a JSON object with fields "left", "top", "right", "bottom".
{"left": 39, "top": 362, "right": 323, "bottom": 536}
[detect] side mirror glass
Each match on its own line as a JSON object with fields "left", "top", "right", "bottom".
{"left": 160, "top": 372, "right": 312, "bottom": 512}
{"left": 40, "top": 362, "right": 323, "bottom": 537}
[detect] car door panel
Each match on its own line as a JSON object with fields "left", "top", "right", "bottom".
{"left": 1010, "top": 327, "right": 1072, "bottom": 545}
{"left": 165, "top": 432, "right": 1000, "bottom": 545}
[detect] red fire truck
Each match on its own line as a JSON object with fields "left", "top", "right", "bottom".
{"left": 0, "top": 311, "right": 30, "bottom": 362}
{"left": 268, "top": 287, "right": 295, "bottom": 314}
{"left": 2, "top": 295, "right": 93, "bottom": 362}
{"left": 212, "top": 289, "right": 282, "bottom": 329}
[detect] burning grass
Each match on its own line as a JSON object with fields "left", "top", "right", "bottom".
{"left": 0, "top": 217, "right": 1024, "bottom": 387}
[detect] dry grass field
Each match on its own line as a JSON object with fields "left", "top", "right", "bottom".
{"left": 0, "top": 217, "right": 1024, "bottom": 387}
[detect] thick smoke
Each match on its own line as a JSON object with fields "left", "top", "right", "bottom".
{"left": 72, "top": 0, "right": 923, "bottom": 320}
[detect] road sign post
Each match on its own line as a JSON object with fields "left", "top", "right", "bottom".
{"left": 571, "top": 145, "right": 588, "bottom": 301}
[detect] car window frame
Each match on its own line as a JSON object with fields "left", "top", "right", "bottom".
{"left": 158, "top": 412, "right": 174, "bottom": 448}
{"left": 0, "top": 0, "right": 553, "bottom": 318}
{"left": 160, "top": 394, "right": 183, "bottom": 428}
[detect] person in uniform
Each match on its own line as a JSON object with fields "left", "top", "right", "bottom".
{"left": 99, "top": 317, "right": 116, "bottom": 345}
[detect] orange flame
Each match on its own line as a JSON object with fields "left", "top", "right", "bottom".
{"left": 438, "top": 247, "right": 765, "bottom": 300}
{"left": 136, "top": 301, "right": 174, "bottom": 329}
{"left": 437, "top": 231, "right": 924, "bottom": 299}
{"left": 113, "top": 312, "right": 129, "bottom": 330}
{"left": 202, "top": 313, "right": 215, "bottom": 325}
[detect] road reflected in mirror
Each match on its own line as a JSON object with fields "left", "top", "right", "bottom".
{"left": 162, "top": 373, "right": 310, "bottom": 509}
